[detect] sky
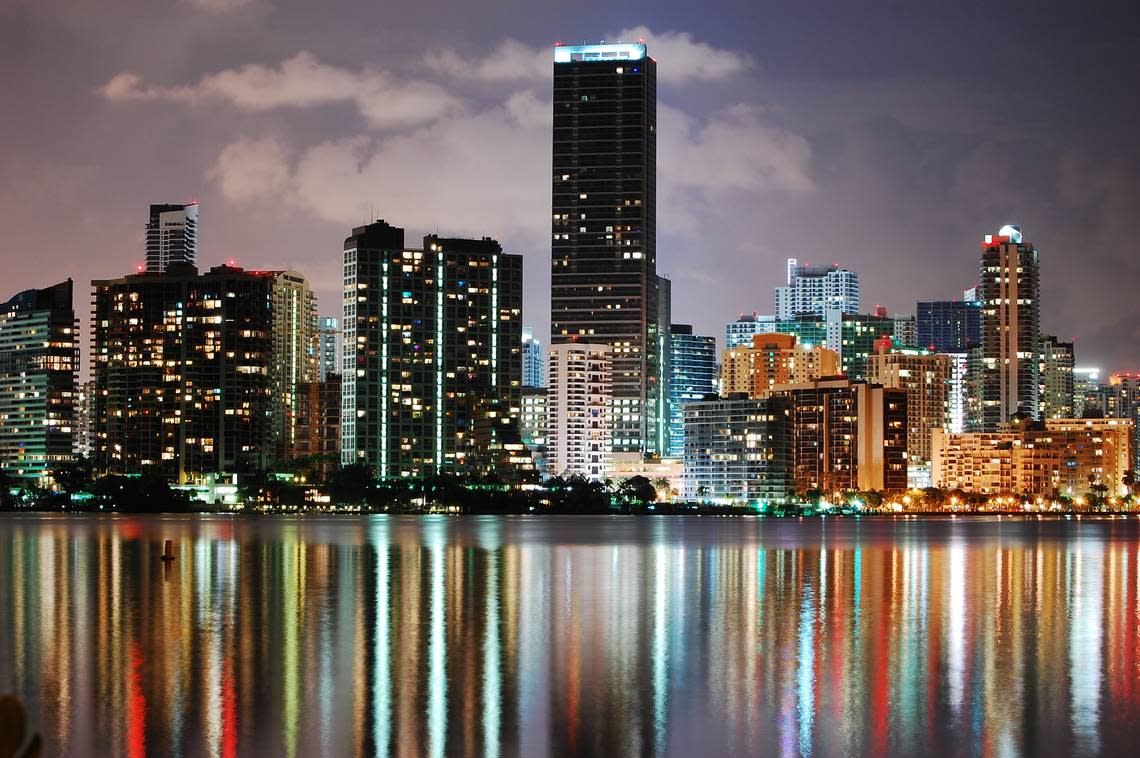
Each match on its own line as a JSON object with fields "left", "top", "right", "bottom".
{"left": 2, "top": 0, "right": 1139, "bottom": 370}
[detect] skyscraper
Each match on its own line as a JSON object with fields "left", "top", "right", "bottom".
{"left": 522, "top": 327, "right": 544, "bottom": 388}
{"left": 341, "top": 221, "right": 523, "bottom": 477}
{"left": 547, "top": 342, "right": 612, "bottom": 480}
{"left": 667, "top": 324, "right": 717, "bottom": 459}
{"left": 775, "top": 261, "right": 860, "bottom": 319}
{"left": 720, "top": 333, "right": 839, "bottom": 397}
{"left": 1039, "top": 335, "right": 1075, "bottom": 419}
{"left": 271, "top": 271, "right": 318, "bottom": 459}
{"left": 551, "top": 41, "right": 664, "bottom": 458}
{"left": 317, "top": 316, "right": 341, "bottom": 381}
{"left": 92, "top": 264, "right": 275, "bottom": 482}
{"left": 0, "top": 280, "right": 77, "bottom": 486}
{"left": 971, "top": 225, "right": 1040, "bottom": 431}
{"left": 146, "top": 202, "right": 198, "bottom": 272}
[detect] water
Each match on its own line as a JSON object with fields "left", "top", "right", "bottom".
{"left": 1, "top": 514, "right": 1139, "bottom": 757}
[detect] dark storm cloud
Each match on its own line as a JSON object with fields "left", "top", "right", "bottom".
{"left": 1, "top": 0, "right": 1138, "bottom": 369}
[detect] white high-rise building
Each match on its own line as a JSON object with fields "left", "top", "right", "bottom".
{"left": 145, "top": 202, "right": 198, "bottom": 272}
{"left": 775, "top": 261, "right": 859, "bottom": 319}
{"left": 318, "top": 316, "right": 341, "bottom": 381}
{"left": 547, "top": 343, "right": 611, "bottom": 481}
{"left": 522, "top": 326, "right": 544, "bottom": 388}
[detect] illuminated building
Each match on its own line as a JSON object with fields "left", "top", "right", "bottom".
{"left": 551, "top": 41, "right": 667, "bottom": 458}
{"left": 775, "top": 261, "right": 860, "bottom": 319}
{"left": 916, "top": 297, "right": 980, "bottom": 352}
{"left": 145, "top": 202, "right": 198, "bottom": 272}
{"left": 289, "top": 376, "right": 340, "bottom": 478}
{"left": 1073, "top": 367, "right": 1105, "bottom": 417}
{"left": 317, "top": 316, "right": 341, "bottom": 381}
{"left": 932, "top": 417, "right": 1134, "bottom": 498}
{"left": 270, "top": 271, "right": 318, "bottom": 459}
{"left": 891, "top": 313, "right": 918, "bottom": 347}
{"left": 681, "top": 395, "right": 793, "bottom": 504}
{"left": 1038, "top": 335, "right": 1074, "bottom": 419}
{"left": 341, "top": 221, "right": 523, "bottom": 477}
{"left": 522, "top": 327, "right": 544, "bottom": 388}
{"left": 520, "top": 387, "right": 549, "bottom": 475}
{"left": 667, "top": 324, "right": 716, "bottom": 458}
{"left": 770, "top": 377, "right": 908, "bottom": 493}
{"left": 868, "top": 339, "right": 952, "bottom": 483}
{"left": 546, "top": 342, "right": 611, "bottom": 480}
{"left": 0, "top": 280, "right": 78, "bottom": 486}
{"left": 1107, "top": 372, "right": 1140, "bottom": 469}
{"left": 970, "top": 225, "right": 1040, "bottom": 431}
{"left": 720, "top": 332, "right": 839, "bottom": 398}
{"left": 92, "top": 264, "right": 275, "bottom": 482}
{"left": 74, "top": 379, "right": 95, "bottom": 459}
{"left": 725, "top": 312, "right": 776, "bottom": 348}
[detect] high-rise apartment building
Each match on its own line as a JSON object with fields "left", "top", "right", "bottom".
{"left": 546, "top": 342, "right": 612, "bottom": 480}
{"left": 667, "top": 324, "right": 717, "bottom": 458}
{"left": 720, "top": 333, "right": 839, "bottom": 397}
{"left": 971, "top": 225, "right": 1040, "bottom": 431}
{"left": 551, "top": 42, "right": 665, "bottom": 458}
{"left": 341, "top": 221, "right": 523, "bottom": 477}
{"left": 1107, "top": 372, "right": 1140, "bottom": 469}
{"left": 74, "top": 379, "right": 95, "bottom": 459}
{"left": 1039, "top": 335, "right": 1074, "bottom": 419}
{"left": 520, "top": 387, "right": 549, "bottom": 475}
{"left": 289, "top": 375, "right": 341, "bottom": 478}
{"left": 726, "top": 313, "right": 776, "bottom": 348}
{"left": 522, "top": 326, "right": 544, "bottom": 388}
{"left": 771, "top": 377, "right": 908, "bottom": 493}
{"left": 146, "top": 202, "right": 198, "bottom": 272}
{"left": 271, "top": 271, "right": 318, "bottom": 459}
{"left": 1074, "top": 367, "right": 1105, "bottom": 418}
{"left": 775, "top": 261, "right": 860, "bottom": 319}
{"left": 917, "top": 297, "right": 981, "bottom": 352}
{"left": 317, "top": 316, "right": 341, "bottom": 381}
{"left": 682, "top": 395, "right": 793, "bottom": 504}
{"left": 0, "top": 281, "right": 78, "bottom": 486}
{"left": 868, "top": 340, "right": 952, "bottom": 476}
{"left": 92, "top": 264, "right": 275, "bottom": 482}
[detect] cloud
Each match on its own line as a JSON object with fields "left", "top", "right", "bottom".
{"left": 184, "top": 0, "right": 256, "bottom": 13}
{"left": 101, "top": 51, "right": 460, "bottom": 128}
{"left": 424, "top": 27, "right": 751, "bottom": 85}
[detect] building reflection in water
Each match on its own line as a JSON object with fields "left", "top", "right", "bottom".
{"left": 2, "top": 515, "right": 1140, "bottom": 756}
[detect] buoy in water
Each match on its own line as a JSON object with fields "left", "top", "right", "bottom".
{"left": 161, "top": 539, "right": 176, "bottom": 561}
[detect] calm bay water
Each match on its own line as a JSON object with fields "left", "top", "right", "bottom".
{"left": 1, "top": 514, "right": 1139, "bottom": 756}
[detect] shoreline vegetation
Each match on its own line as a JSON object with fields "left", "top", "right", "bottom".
{"left": 2, "top": 460, "right": 1137, "bottom": 517}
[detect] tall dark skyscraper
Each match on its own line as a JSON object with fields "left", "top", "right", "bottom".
{"left": 916, "top": 297, "right": 981, "bottom": 353}
{"left": 667, "top": 324, "right": 716, "bottom": 459}
{"left": 145, "top": 202, "right": 198, "bottom": 272}
{"left": 970, "top": 225, "right": 1040, "bottom": 431}
{"left": 342, "top": 221, "right": 524, "bottom": 478}
{"left": 550, "top": 42, "right": 666, "bottom": 458}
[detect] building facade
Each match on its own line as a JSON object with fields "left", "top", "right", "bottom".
{"left": 317, "top": 316, "right": 341, "bottom": 382}
{"left": 917, "top": 298, "right": 981, "bottom": 352}
{"left": 867, "top": 341, "right": 952, "bottom": 474}
{"left": 341, "top": 221, "right": 523, "bottom": 477}
{"left": 289, "top": 375, "right": 341, "bottom": 478}
{"left": 271, "top": 271, "right": 318, "bottom": 460}
{"left": 682, "top": 395, "right": 793, "bottom": 504}
{"left": 667, "top": 324, "right": 717, "bottom": 458}
{"left": 522, "top": 326, "right": 544, "bottom": 388}
{"left": 92, "top": 264, "right": 275, "bottom": 482}
{"left": 720, "top": 333, "right": 839, "bottom": 398}
{"left": 971, "top": 225, "right": 1040, "bottom": 431}
{"left": 546, "top": 342, "right": 611, "bottom": 480}
{"left": 146, "top": 202, "right": 198, "bottom": 272}
{"left": 1107, "top": 372, "right": 1140, "bottom": 469}
{"left": 771, "top": 378, "right": 908, "bottom": 493}
{"left": 776, "top": 261, "right": 860, "bottom": 320}
{"left": 551, "top": 42, "right": 665, "bottom": 458}
{"left": 1039, "top": 335, "right": 1074, "bottom": 419}
{"left": 520, "top": 387, "right": 549, "bottom": 475}
{"left": 0, "top": 280, "right": 78, "bottom": 486}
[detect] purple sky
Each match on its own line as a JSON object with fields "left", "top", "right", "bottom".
{"left": 3, "top": 0, "right": 1139, "bottom": 370}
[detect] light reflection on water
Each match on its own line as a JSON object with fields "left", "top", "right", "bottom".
{"left": 2, "top": 515, "right": 1140, "bottom": 756}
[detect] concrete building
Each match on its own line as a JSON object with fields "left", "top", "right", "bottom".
{"left": 932, "top": 417, "right": 1134, "bottom": 499}
{"left": 770, "top": 377, "right": 909, "bottom": 494}
{"left": 916, "top": 297, "right": 981, "bottom": 353}
{"left": 776, "top": 261, "right": 860, "bottom": 319}
{"left": 145, "top": 202, "right": 198, "bottom": 272}
{"left": 1039, "top": 335, "right": 1074, "bottom": 419}
{"left": 971, "top": 225, "right": 1040, "bottom": 430}
{"left": 867, "top": 340, "right": 952, "bottom": 478}
{"left": 271, "top": 271, "right": 318, "bottom": 460}
{"left": 341, "top": 221, "right": 524, "bottom": 477}
{"left": 0, "top": 280, "right": 78, "bottom": 486}
{"left": 546, "top": 342, "right": 611, "bottom": 480}
{"left": 317, "top": 316, "right": 341, "bottom": 382}
{"left": 1107, "top": 372, "right": 1140, "bottom": 469}
{"left": 682, "top": 395, "right": 793, "bottom": 504}
{"left": 1074, "top": 367, "right": 1105, "bottom": 418}
{"left": 289, "top": 376, "right": 341, "bottom": 478}
{"left": 720, "top": 333, "right": 839, "bottom": 398}
{"left": 522, "top": 327, "right": 544, "bottom": 388}
{"left": 725, "top": 312, "right": 776, "bottom": 348}
{"left": 520, "top": 387, "right": 549, "bottom": 475}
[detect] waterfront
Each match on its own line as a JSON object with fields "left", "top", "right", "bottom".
{"left": 2, "top": 515, "right": 1139, "bottom": 756}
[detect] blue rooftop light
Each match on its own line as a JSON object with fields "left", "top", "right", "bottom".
{"left": 554, "top": 42, "right": 647, "bottom": 63}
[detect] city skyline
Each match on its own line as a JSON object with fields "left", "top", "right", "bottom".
{"left": 2, "top": 2, "right": 1138, "bottom": 374}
